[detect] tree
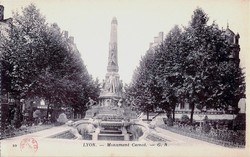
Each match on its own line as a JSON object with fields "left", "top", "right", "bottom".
{"left": 128, "top": 7, "right": 245, "bottom": 124}
{"left": 180, "top": 8, "right": 211, "bottom": 123}
{"left": 154, "top": 25, "right": 184, "bottom": 120}
{"left": 0, "top": 4, "right": 48, "bottom": 128}
{"left": 0, "top": 4, "right": 47, "bottom": 101}
{"left": 176, "top": 8, "right": 244, "bottom": 123}
{"left": 125, "top": 50, "right": 158, "bottom": 120}
{"left": 0, "top": 4, "right": 100, "bottom": 125}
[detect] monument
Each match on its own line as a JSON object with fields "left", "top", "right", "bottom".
{"left": 99, "top": 17, "right": 123, "bottom": 106}
{"left": 78, "top": 17, "right": 139, "bottom": 141}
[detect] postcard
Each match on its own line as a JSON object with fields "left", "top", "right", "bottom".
{"left": 0, "top": 0, "right": 249, "bottom": 157}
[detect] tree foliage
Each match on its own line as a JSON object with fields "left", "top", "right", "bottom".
{"left": 125, "top": 51, "right": 156, "bottom": 115}
{"left": 0, "top": 4, "right": 100, "bottom": 118}
{"left": 126, "top": 8, "right": 245, "bottom": 123}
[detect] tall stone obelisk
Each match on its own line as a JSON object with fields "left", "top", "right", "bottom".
{"left": 107, "top": 17, "right": 118, "bottom": 72}
{"left": 99, "top": 17, "right": 123, "bottom": 106}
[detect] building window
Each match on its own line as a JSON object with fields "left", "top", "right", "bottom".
{"left": 180, "top": 102, "right": 184, "bottom": 109}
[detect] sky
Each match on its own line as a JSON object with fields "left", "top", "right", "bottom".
{"left": 1, "top": 0, "right": 249, "bottom": 84}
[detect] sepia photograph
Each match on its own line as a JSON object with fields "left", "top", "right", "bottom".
{"left": 0, "top": 0, "right": 249, "bottom": 156}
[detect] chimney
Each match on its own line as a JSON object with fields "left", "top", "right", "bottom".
{"left": 154, "top": 37, "right": 158, "bottom": 43}
{"left": 158, "top": 32, "right": 164, "bottom": 43}
{"left": 69, "top": 36, "right": 74, "bottom": 43}
{"left": 0, "top": 5, "right": 4, "bottom": 21}
{"left": 149, "top": 42, "right": 153, "bottom": 48}
{"left": 62, "top": 31, "right": 68, "bottom": 38}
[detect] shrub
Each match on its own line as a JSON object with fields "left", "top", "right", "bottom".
{"left": 57, "top": 113, "right": 68, "bottom": 123}
{"left": 13, "top": 107, "right": 22, "bottom": 129}
{"left": 54, "top": 121, "right": 64, "bottom": 126}
{"left": 166, "top": 117, "right": 173, "bottom": 126}
{"left": 163, "top": 118, "right": 167, "bottom": 124}
{"left": 226, "top": 120, "right": 234, "bottom": 130}
{"left": 181, "top": 115, "right": 189, "bottom": 124}
{"left": 175, "top": 118, "right": 180, "bottom": 123}
{"left": 202, "top": 122, "right": 211, "bottom": 133}
{"left": 203, "top": 115, "right": 208, "bottom": 122}
{"left": 233, "top": 113, "right": 246, "bottom": 130}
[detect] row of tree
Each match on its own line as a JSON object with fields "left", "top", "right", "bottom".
{"left": 0, "top": 4, "right": 100, "bottom": 125}
{"left": 125, "top": 8, "right": 245, "bottom": 123}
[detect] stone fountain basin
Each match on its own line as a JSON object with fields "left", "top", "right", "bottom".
{"left": 68, "top": 119, "right": 149, "bottom": 141}
{"left": 100, "top": 121, "right": 124, "bottom": 127}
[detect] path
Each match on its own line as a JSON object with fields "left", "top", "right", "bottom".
{"left": 7, "top": 125, "right": 72, "bottom": 140}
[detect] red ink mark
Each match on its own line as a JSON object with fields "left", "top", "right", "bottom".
{"left": 20, "top": 137, "right": 38, "bottom": 152}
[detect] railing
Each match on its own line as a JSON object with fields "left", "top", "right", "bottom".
{"left": 175, "top": 109, "right": 223, "bottom": 114}
{"left": 160, "top": 124, "right": 245, "bottom": 148}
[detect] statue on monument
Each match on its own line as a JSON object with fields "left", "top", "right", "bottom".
{"left": 86, "top": 97, "right": 97, "bottom": 108}
{"left": 101, "top": 79, "right": 105, "bottom": 89}
{"left": 117, "top": 80, "right": 123, "bottom": 92}
{"left": 118, "top": 99, "right": 123, "bottom": 107}
{"left": 104, "top": 75, "right": 116, "bottom": 93}
{"left": 109, "top": 44, "right": 117, "bottom": 66}
{"left": 102, "top": 75, "right": 123, "bottom": 95}
{"left": 103, "top": 80, "right": 110, "bottom": 93}
{"left": 110, "top": 52, "right": 116, "bottom": 66}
